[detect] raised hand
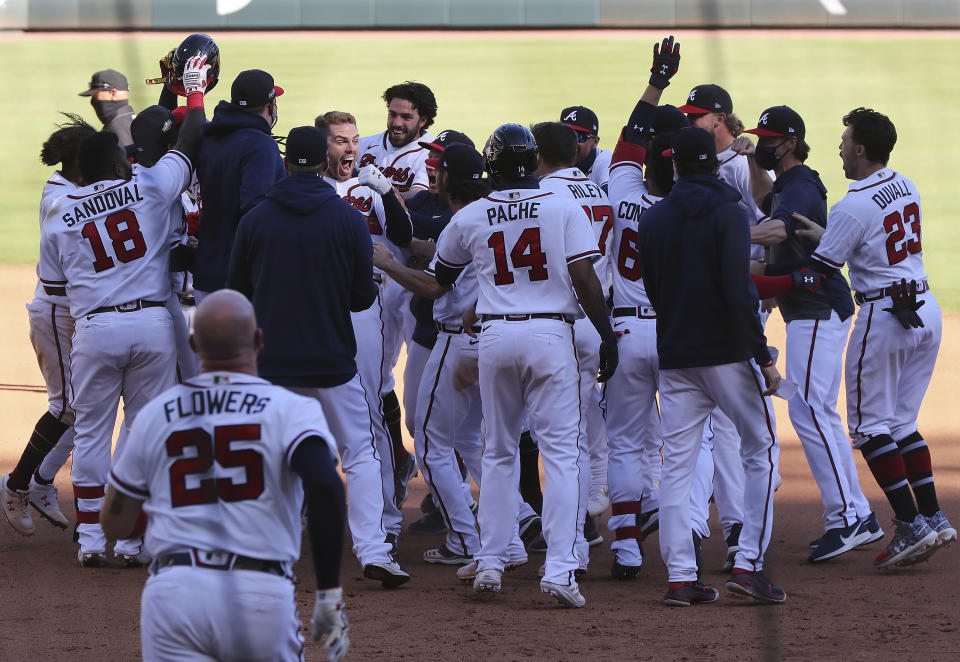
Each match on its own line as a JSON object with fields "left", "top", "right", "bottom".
{"left": 649, "top": 35, "right": 681, "bottom": 89}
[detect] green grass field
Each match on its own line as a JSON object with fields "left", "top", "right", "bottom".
{"left": 2, "top": 30, "right": 959, "bottom": 308}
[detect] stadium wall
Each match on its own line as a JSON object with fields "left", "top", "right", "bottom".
{"left": 1, "top": 0, "right": 958, "bottom": 30}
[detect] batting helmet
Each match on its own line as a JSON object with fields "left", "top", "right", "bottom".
{"left": 168, "top": 33, "right": 220, "bottom": 96}
{"left": 485, "top": 123, "right": 538, "bottom": 183}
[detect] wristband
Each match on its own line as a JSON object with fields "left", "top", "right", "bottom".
{"left": 186, "top": 91, "right": 204, "bottom": 111}
{"left": 648, "top": 74, "right": 670, "bottom": 90}
{"left": 761, "top": 360, "right": 775, "bottom": 369}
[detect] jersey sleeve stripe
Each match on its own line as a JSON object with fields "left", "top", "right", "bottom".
{"left": 168, "top": 149, "right": 193, "bottom": 172}
{"left": 39, "top": 277, "right": 67, "bottom": 285}
{"left": 436, "top": 253, "right": 470, "bottom": 268}
{"left": 611, "top": 140, "right": 647, "bottom": 168}
{"left": 567, "top": 249, "right": 601, "bottom": 264}
{"left": 812, "top": 252, "right": 843, "bottom": 268}
{"left": 108, "top": 470, "right": 150, "bottom": 499}
{"left": 285, "top": 429, "right": 334, "bottom": 466}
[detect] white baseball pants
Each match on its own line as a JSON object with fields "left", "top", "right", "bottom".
{"left": 573, "top": 317, "right": 609, "bottom": 491}
{"left": 689, "top": 409, "right": 746, "bottom": 540}
{"left": 659, "top": 360, "right": 780, "bottom": 582}
{"left": 141, "top": 566, "right": 303, "bottom": 661}
{"left": 166, "top": 293, "right": 199, "bottom": 381}
{"left": 289, "top": 377, "right": 394, "bottom": 566}
{"left": 402, "top": 339, "right": 433, "bottom": 438}
{"left": 475, "top": 318, "right": 587, "bottom": 585}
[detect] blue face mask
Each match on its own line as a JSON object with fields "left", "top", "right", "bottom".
{"left": 755, "top": 140, "right": 787, "bottom": 171}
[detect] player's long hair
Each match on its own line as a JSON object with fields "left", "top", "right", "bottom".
{"left": 382, "top": 81, "right": 438, "bottom": 131}
{"left": 447, "top": 175, "right": 490, "bottom": 206}
{"left": 40, "top": 113, "right": 97, "bottom": 166}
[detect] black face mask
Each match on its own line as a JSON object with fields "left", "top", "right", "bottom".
{"left": 91, "top": 98, "right": 124, "bottom": 124}
{"left": 754, "top": 141, "right": 786, "bottom": 171}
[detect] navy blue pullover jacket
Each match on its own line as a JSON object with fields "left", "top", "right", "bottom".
{"left": 227, "top": 172, "right": 377, "bottom": 388}
{"left": 637, "top": 175, "right": 772, "bottom": 370}
{"left": 194, "top": 101, "right": 285, "bottom": 292}
{"left": 407, "top": 191, "right": 453, "bottom": 349}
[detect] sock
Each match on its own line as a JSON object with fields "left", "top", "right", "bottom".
{"left": 33, "top": 470, "right": 54, "bottom": 486}
{"left": 518, "top": 430, "right": 543, "bottom": 515}
{"left": 897, "top": 431, "right": 940, "bottom": 517}
{"left": 382, "top": 390, "right": 406, "bottom": 461}
{"left": 860, "top": 434, "right": 918, "bottom": 523}
{"left": 8, "top": 412, "right": 69, "bottom": 491}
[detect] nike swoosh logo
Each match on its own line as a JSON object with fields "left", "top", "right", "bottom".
{"left": 432, "top": 214, "right": 442, "bottom": 219}
{"left": 613, "top": 321, "right": 625, "bottom": 328}
{"left": 469, "top": 339, "right": 479, "bottom": 345}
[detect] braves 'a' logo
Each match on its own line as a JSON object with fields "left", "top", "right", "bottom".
{"left": 563, "top": 110, "right": 577, "bottom": 122}
{"left": 437, "top": 130, "right": 448, "bottom": 142}
{"left": 688, "top": 89, "right": 696, "bottom": 101}
{"left": 759, "top": 112, "right": 770, "bottom": 125}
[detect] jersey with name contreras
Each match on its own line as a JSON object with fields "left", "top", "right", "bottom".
{"left": 717, "top": 146, "right": 767, "bottom": 262}
{"left": 109, "top": 371, "right": 336, "bottom": 563}
{"left": 425, "top": 255, "right": 479, "bottom": 325}
{"left": 324, "top": 175, "right": 403, "bottom": 276}
{"left": 38, "top": 151, "right": 191, "bottom": 318}
{"left": 357, "top": 130, "right": 434, "bottom": 197}
{"left": 812, "top": 168, "right": 926, "bottom": 293}
{"left": 607, "top": 138, "right": 657, "bottom": 309}
{"left": 436, "top": 187, "right": 599, "bottom": 316}
{"left": 539, "top": 167, "right": 613, "bottom": 291}
{"left": 34, "top": 171, "right": 75, "bottom": 307}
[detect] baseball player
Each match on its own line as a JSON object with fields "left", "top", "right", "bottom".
{"left": 533, "top": 120, "right": 612, "bottom": 548}
{"left": 101, "top": 291, "right": 349, "bottom": 662}
{"left": 560, "top": 106, "right": 612, "bottom": 191}
{"left": 315, "top": 111, "right": 414, "bottom": 548}
{"left": 433, "top": 123, "right": 618, "bottom": 608}
{"left": 1, "top": 115, "right": 95, "bottom": 537}
{"left": 794, "top": 108, "right": 955, "bottom": 567}
{"left": 38, "top": 55, "right": 209, "bottom": 566}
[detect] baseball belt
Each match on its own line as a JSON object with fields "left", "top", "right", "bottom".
{"left": 611, "top": 306, "right": 657, "bottom": 319}
{"left": 854, "top": 279, "right": 928, "bottom": 305}
{"left": 480, "top": 313, "right": 574, "bottom": 324}
{"left": 151, "top": 550, "right": 285, "bottom": 577}
{"left": 177, "top": 294, "right": 196, "bottom": 307}
{"left": 85, "top": 299, "right": 166, "bottom": 316}
{"left": 436, "top": 322, "right": 482, "bottom": 334}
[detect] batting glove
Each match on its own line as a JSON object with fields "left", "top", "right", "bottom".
{"left": 312, "top": 588, "right": 350, "bottom": 662}
{"left": 882, "top": 278, "right": 926, "bottom": 329}
{"left": 182, "top": 55, "right": 210, "bottom": 96}
{"left": 359, "top": 164, "right": 394, "bottom": 196}
{"left": 791, "top": 268, "right": 825, "bottom": 294}
{"left": 598, "top": 337, "right": 619, "bottom": 383}
{"left": 649, "top": 35, "right": 680, "bottom": 89}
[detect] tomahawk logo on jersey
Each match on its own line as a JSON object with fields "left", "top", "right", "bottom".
{"left": 358, "top": 130, "right": 434, "bottom": 196}
{"left": 435, "top": 189, "right": 599, "bottom": 316}
{"left": 539, "top": 167, "right": 614, "bottom": 291}
{"left": 38, "top": 150, "right": 191, "bottom": 318}
{"left": 813, "top": 168, "right": 926, "bottom": 293}
{"left": 108, "top": 372, "right": 336, "bottom": 562}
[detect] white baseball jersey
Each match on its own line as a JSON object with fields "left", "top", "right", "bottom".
{"left": 539, "top": 167, "right": 613, "bottom": 291}
{"left": 608, "top": 142, "right": 657, "bottom": 309}
{"left": 584, "top": 147, "right": 612, "bottom": 191}
{"left": 108, "top": 371, "right": 336, "bottom": 563}
{"left": 717, "top": 146, "right": 767, "bottom": 262}
{"left": 324, "top": 175, "right": 406, "bottom": 275}
{"left": 425, "top": 257, "right": 479, "bottom": 326}
{"left": 357, "top": 130, "right": 434, "bottom": 197}
{"left": 38, "top": 150, "right": 191, "bottom": 318}
{"left": 34, "top": 172, "right": 75, "bottom": 307}
{"left": 435, "top": 187, "right": 599, "bottom": 316}
{"left": 813, "top": 168, "right": 926, "bottom": 293}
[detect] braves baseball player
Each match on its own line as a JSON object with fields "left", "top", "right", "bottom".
{"left": 560, "top": 106, "right": 612, "bottom": 191}
{"left": 1, "top": 116, "right": 95, "bottom": 537}
{"left": 433, "top": 123, "right": 617, "bottom": 608}
{"left": 101, "top": 291, "right": 349, "bottom": 662}
{"left": 796, "top": 107, "right": 955, "bottom": 567}
{"left": 316, "top": 110, "right": 414, "bottom": 546}
{"left": 38, "top": 55, "right": 209, "bottom": 566}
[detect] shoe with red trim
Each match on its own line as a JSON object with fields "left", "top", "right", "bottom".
{"left": 663, "top": 581, "right": 719, "bottom": 607}
{"left": 725, "top": 570, "right": 786, "bottom": 604}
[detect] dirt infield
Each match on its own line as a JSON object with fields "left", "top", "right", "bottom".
{"left": 0, "top": 264, "right": 958, "bottom": 661}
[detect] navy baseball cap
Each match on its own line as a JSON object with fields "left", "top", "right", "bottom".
{"left": 79, "top": 69, "right": 129, "bottom": 96}
{"left": 426, "top": 143, "right": 484, "bottom": 180}
{"left": 130, "top": 105, "right": 176, "bottom": 152}
{"left": 678, "top": 84, "right": 733, "bottom": 116}
{"left": 285, "top": 126, "right": 327, "bottom": 167}
{"left": 560, "top": 106, "right": 599, "bottom": 136}
{"left": 662, "top": 127, "right": 717, "bottom": 164}
{"left": 231, "top": 69, "right": 284, "bottom": 108}
{"left": 652, "top": 104, "right": 690, "bottom": 136}
{"left": 745, "top": 106, "right": 805, "bottom": 140}
{"left": 419, "top": 129, "right": 475, "bottom": 151}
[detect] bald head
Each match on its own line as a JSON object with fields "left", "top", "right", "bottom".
{"left": 191, "top": 290, "right": 260, "bottom": 362}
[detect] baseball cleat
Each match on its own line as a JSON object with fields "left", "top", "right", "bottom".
{"left": 1, "top": 475, "right": 36, "bottom": 536}
{"left": 873, "top": 516, "right": 938, "bottom": 568}
{"left": 584, "top": 515, "right": 603, "bottom": 548}
{"left": 854, "top": 512, "right": 884, "bottom": 547}
{"left": 587, "top": 484, "right": 610, "bottom": 518}
{"left": 663, "top": 581, "right": 719, "bottom": 607}
{"left": 808, "top": 520, "right": 867, "bottom": 563}
{"left": 419, "top": 492, "right": 437, "bottom": 515}
{"left": 116, "top": 552, "right": 152, "bottom": 568}
{"left": 407, "top": 509, "right": 446, "bottom": 535}
{"left": 898, "top": 512, "right": 956, "bottom": 566}
{"left": 393, "top": 451, "right": 418, "bottom": 509}
{"left": 78, "top": 549, "right": 108, "bottom": 568}
{"left": 721, "top": 523, "right": 742, "bottom": 572}
{"left": 363, "top": 561, "right": 410, "bottom": 589}
{"left": 472, "top": 568, "right": 503, "bottom": 594}
{"left": 28, "top": 479, "right": 69, "bottom": 529}
{"left": 639, "top": 508, "right": 659, "bottom": 540}
{"left": 423, "top": 544, "right": 472, "bottom": 566}
{"left": 518, "top": 514, "right": 542, "bottom": 550}
{"left": 725, "top": 570, "right": 787, "bottom": 604}
{"left": 611, "top": 560, "right": 642, "bottom": 581}
{"left": 457, "top": 557, "right": 527, "bottom": 582}
{"left": 540, "top": 580, "right": 586, "bottom": 608}
{"left": 537, "top": 563, "right": 586, "bottom": 580}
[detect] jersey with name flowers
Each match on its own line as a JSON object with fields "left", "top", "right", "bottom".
{"left": 813, "top": 168, "right": 926, "bottom": 293}
{"left": 109, "top": 372, "right": 336, "bottom": 563}
{"left": 436, "top": 188, "right": 599, "bottom": 316}
{"left": 38, "top": 151, "right": 190, "bottom": 318}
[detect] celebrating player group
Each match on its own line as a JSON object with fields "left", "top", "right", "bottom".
{"left": 1, "top": 30, "right": 955, "bottom": 661}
